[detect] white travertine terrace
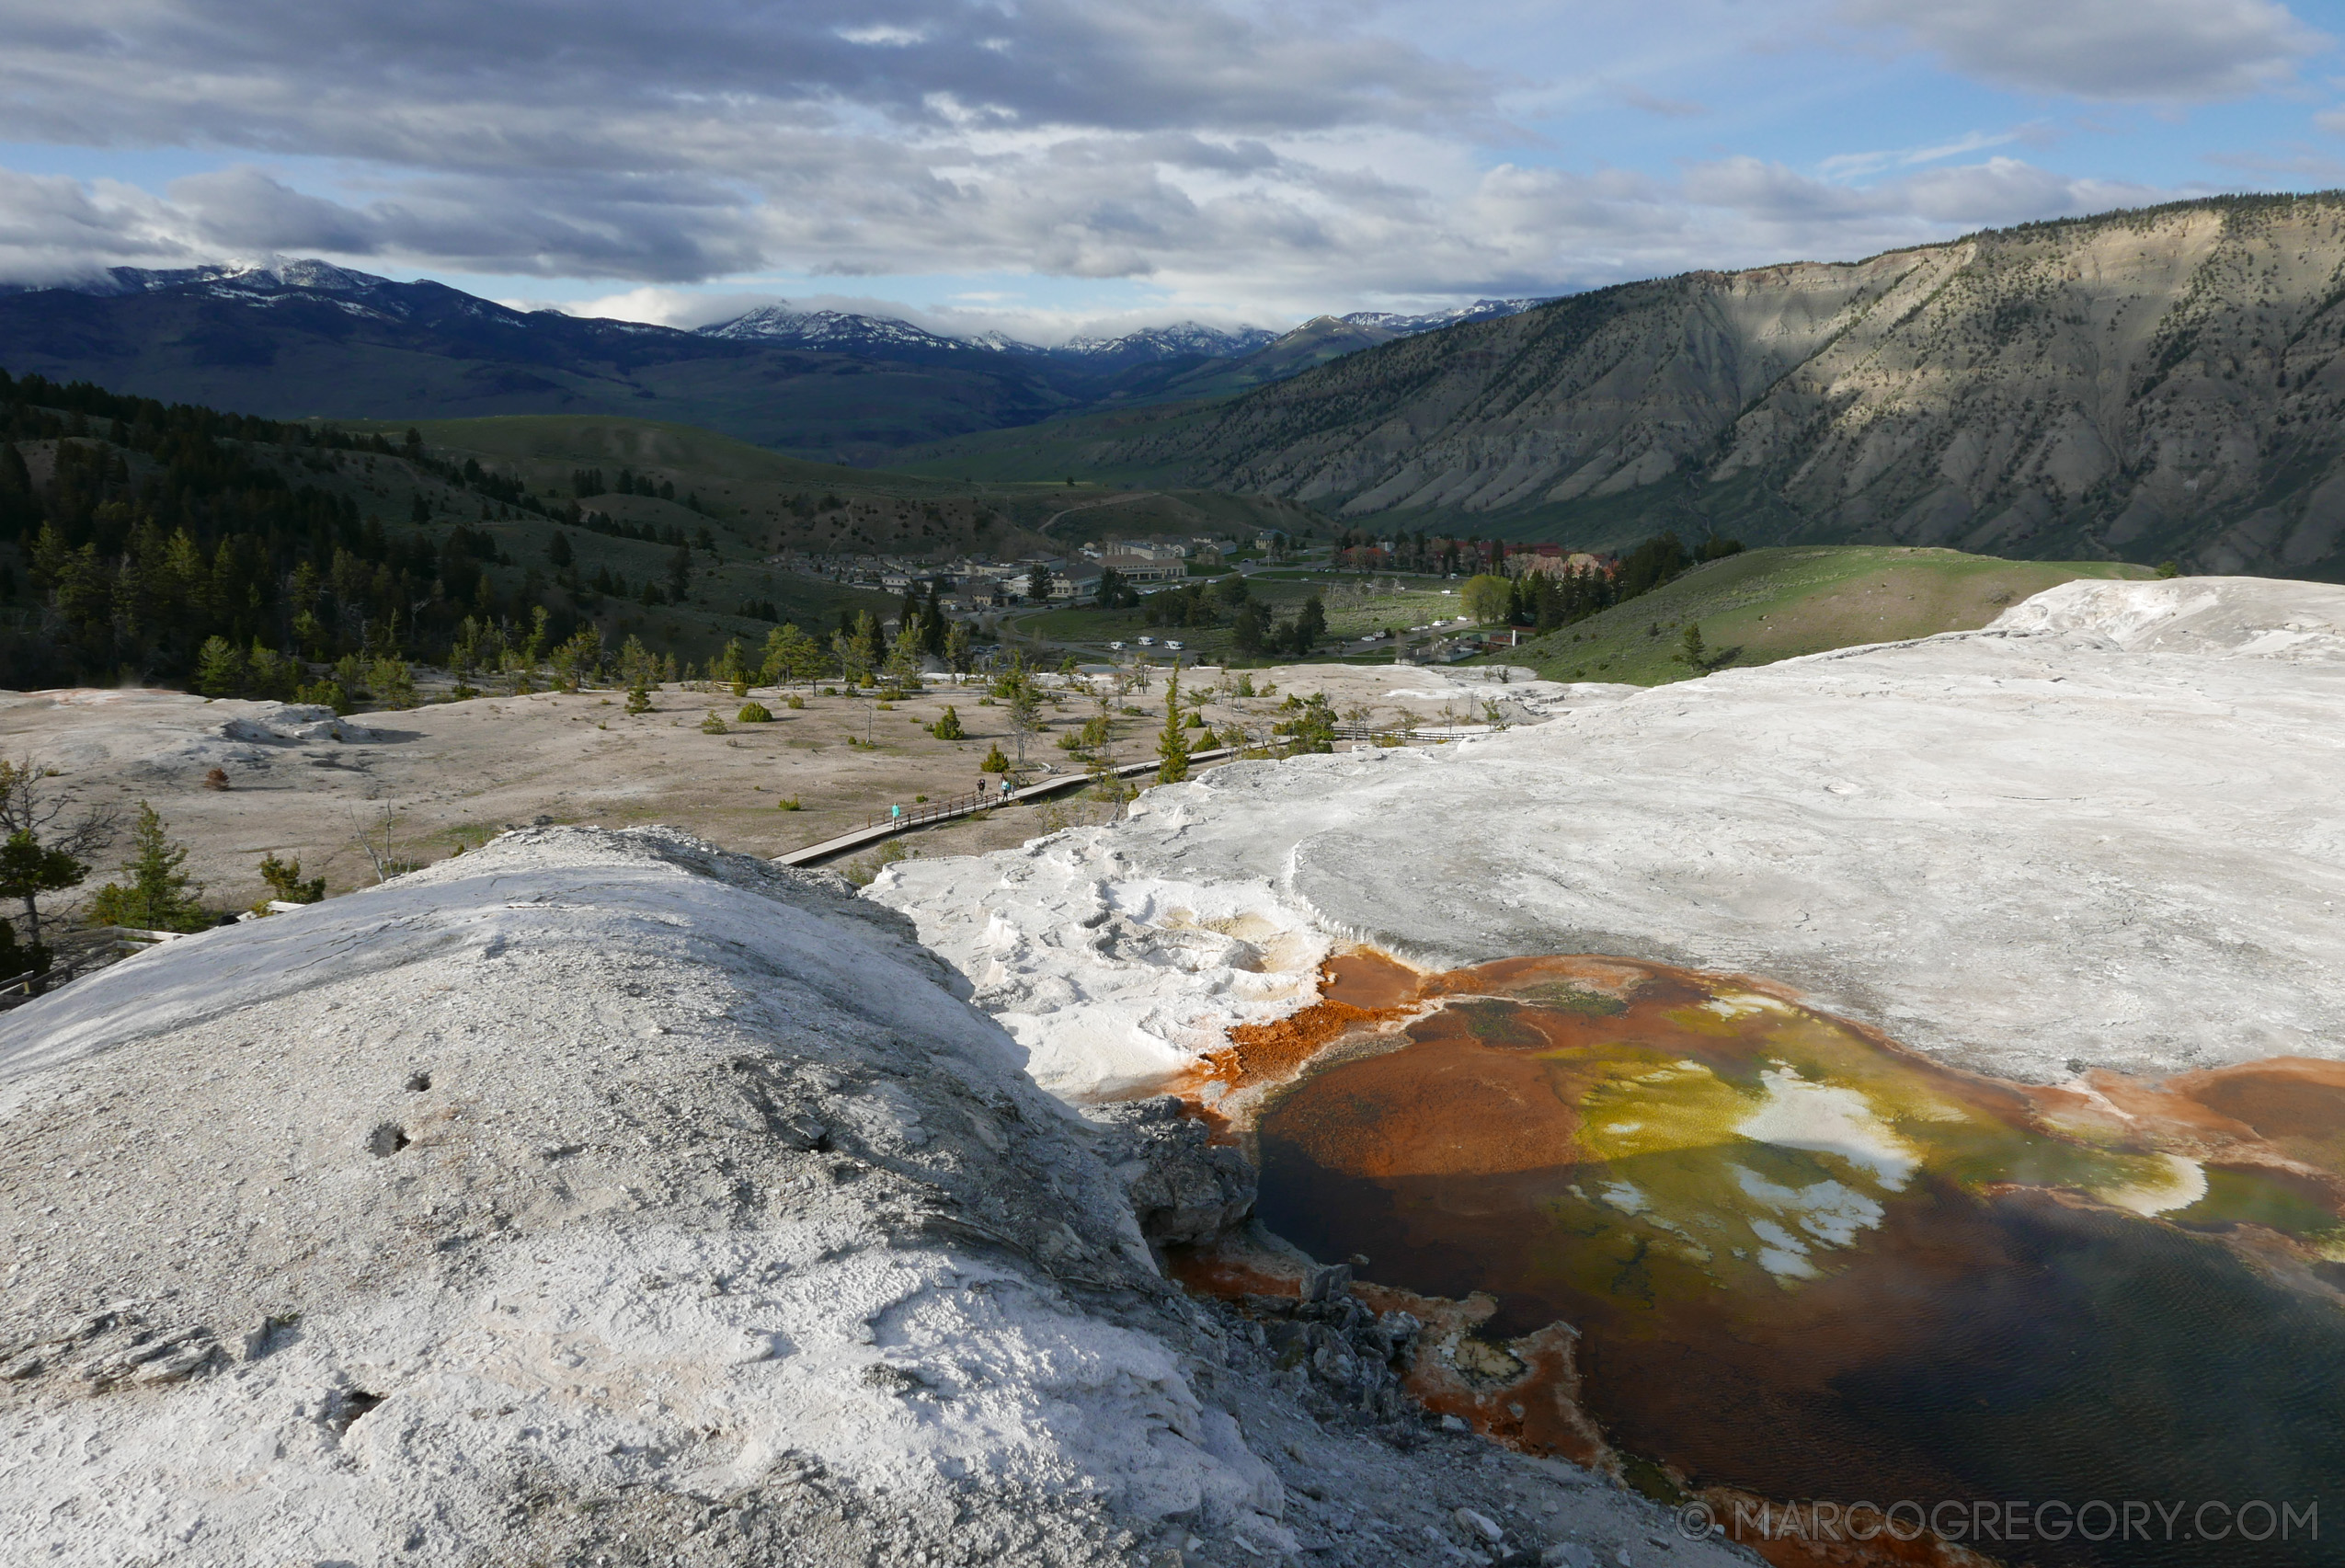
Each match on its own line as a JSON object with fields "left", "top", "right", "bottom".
{"left": 877, "top": 577, "right": 2345, "bottom": 1089}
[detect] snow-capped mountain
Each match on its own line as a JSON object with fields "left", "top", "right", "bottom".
{"left": 0, "top": 258, "right": 395, "bottom": 298}
{"left": 0, "top": 257, "right": 1566, "bottom": 452}
{"left": 1338, "top": 298, "right": 1551, "bottom": 335}
{"left": 1054, "top": 321, "right": 1279, "bottom": 363}
{"left": 694, "top": 307, "right": 1283, "bottom": 365}
{"left": 6, "top": 264, "right": 1548, "bottom": 362}
{"left": 695, "top": 303, "right": 969, "bottom": 353}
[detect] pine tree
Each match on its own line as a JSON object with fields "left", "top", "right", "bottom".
{"left": 1157, "top": 670, "right": 1192, "bottom": 784}
{"left": 194, "top": 635, "right": 246, "bottom": 698}
{"left": 1676, "top": 624, "right": 1709, "bottom": 671}
{"left": 89, "top": 802, "right": 208, "bottom": 933}
{"left": 930, "top": 705, "right": 966, "bottom": 740}
{"left": 1273, "top": 692, "right": 1337, "bottom": 755}
{"left": 0, "top": 829, "right": 80, "bottom": 971}
{"left": 257, "top": 852, "right": 325, "bottom": 907}
{"left": 1296, "top": 595, "right": 1327, "bottom": 648}
{"left": 368, "top": 656, "right": 418, "bottom": 709}
{"left": 715, "top": 638, "right": 749, "bottom": 696}
{"left": 921, "top": 588, "right": 948, "bottom": 655}
{"left": 884, "top": 621, "right": 924, "bottom": 690}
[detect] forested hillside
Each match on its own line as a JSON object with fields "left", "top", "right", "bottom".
{"left": 0, "top": 372, "right": 894, "bottom": 692}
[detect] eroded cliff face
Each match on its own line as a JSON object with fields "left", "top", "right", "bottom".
{"left": 1116, "top": 194, "right": 2345, "bottom": 576}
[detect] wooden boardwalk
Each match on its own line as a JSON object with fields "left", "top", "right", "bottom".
{"left": 772, "top": 723, "right": 1496, "bottom": 868}
{"left": 773, "top": 746, "right": 1247, "bottom": 867}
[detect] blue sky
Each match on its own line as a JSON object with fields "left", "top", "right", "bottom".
{"left": 0, "top": 0, "right": 2339, "bottom": 341}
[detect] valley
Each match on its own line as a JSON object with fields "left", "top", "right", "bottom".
{"left": 12, "top": 11, "right": 2345, "bottom": 1568}
{"left": 980, "top": 195, "right": 2345, "bottom": 581}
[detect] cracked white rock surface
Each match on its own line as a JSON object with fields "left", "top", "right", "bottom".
{"left": 875, "top": 577, "right": 2345, "bottom": 1086}
{"left": 0, "top": 829, "right": 1262, "bottom": 1565}
{"left": 0, "top": 826, "right": 1732, "bottom": 1568}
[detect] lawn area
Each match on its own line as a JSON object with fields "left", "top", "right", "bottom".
{"left": 1504, "top": 546, "right": 2157, "bottom": 685}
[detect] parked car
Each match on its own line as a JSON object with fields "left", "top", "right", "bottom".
{"left": 1137, "top": 636, "right": 1157, "bottom": 647}
{"left": 1164, "top": 640, "right": 1184, "bottom": 651}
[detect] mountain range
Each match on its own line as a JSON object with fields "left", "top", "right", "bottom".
{"left": 0, "top": 261, "right": 1547, "bottom": 462}
{"left": 17, "top": 192, "right": 2345, "bottom": 579}
{"left": 1053, "top": 192, "right": 2345, "bottom": 578}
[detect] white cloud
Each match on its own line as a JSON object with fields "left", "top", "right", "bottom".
{"left": 524, "top": 286, "right": 785, "bottom": 329}
{"left": 0, "top": 0, "right": 2304, "bottom": 321}
{"left": 1817, "top": 128, "right": 2028, "bottom": 181}
{"left": 0, "top": 168, "right": 195, "bottom": 282}
{"left": 0, "top": 140, "right": 2193, "bottom": 326}
{"left": 1839, "top": 0, "right": 2328, "bottom": 102}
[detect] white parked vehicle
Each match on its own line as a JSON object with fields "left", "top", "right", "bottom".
{"left": 1163, "top": 640, "right": 1184, "bottom": 651}
{"left": 1108, "top": 640, "right": 1126, "bottom": 650}
{"left": 1137, "top": 635, "right": 1157, "bottom": 647}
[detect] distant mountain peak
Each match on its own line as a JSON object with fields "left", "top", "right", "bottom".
{"left": 695, "top": 303, "right": 978, "bottom": 353}
{"left": 1057, "top": 321, "right": 1277, "bottom": 361}
{"left": 1337, "top": 297, "right": 1554, "bottom": 335}
{"left": 0, "top": 257, "right": 395, "bottom": 299}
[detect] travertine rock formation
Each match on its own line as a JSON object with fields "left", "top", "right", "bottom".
{"left": 0, "top": 827, "right": 1723, "bottom": 1568}
{"left": 875, "top": 577, "right": 2345, "bottom": 1088}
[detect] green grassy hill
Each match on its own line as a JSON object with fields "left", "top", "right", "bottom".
{"left": 1504, "top": 547, "right": 2158, "bottom": 684}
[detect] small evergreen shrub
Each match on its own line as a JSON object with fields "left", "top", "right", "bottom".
{"left": 737, "top": 702, "right": 773, "bottom": 723}
{"left": 700, "top": 713, "right": 727, "bottom": 734}
{"left": 255, "top": 852, "right": 325, "bottom": 911}
{"left": 89, "top": 802, "right": 211, "bottom": 933}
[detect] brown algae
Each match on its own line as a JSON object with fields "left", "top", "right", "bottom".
{"left": 1196, "top": 954, "right": 2345, "bottom": 1567}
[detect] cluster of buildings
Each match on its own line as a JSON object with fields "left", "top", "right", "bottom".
{"left": 779, "top": 535, "right": 1242, "bottom": 611}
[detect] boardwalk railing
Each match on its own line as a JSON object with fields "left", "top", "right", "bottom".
{"left": 0, "top": 925, "right": 193, "bottom": 1010}
{"left": 776, "top": 723, "right": 1500, "bottom": 869}
{"left": 778, "top": 743, "right": 1261, "bottom": 867}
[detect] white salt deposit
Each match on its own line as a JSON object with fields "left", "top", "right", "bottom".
{"left": 875, "top": 577, "right": 2345, "bottom": 1087}
{"left": 2092, "top": 1152, "right": 2211, "bottom": 1217}
{"left": 873, "top": 850, "right": 1332, "bottom": 1100}
{"left": 1736, "top": 1069, "right": 1920, "bottom": 1191}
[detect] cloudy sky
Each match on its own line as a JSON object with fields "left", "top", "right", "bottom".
{"left": 0, "top": 0, "right": 2339, "bottom": 340}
